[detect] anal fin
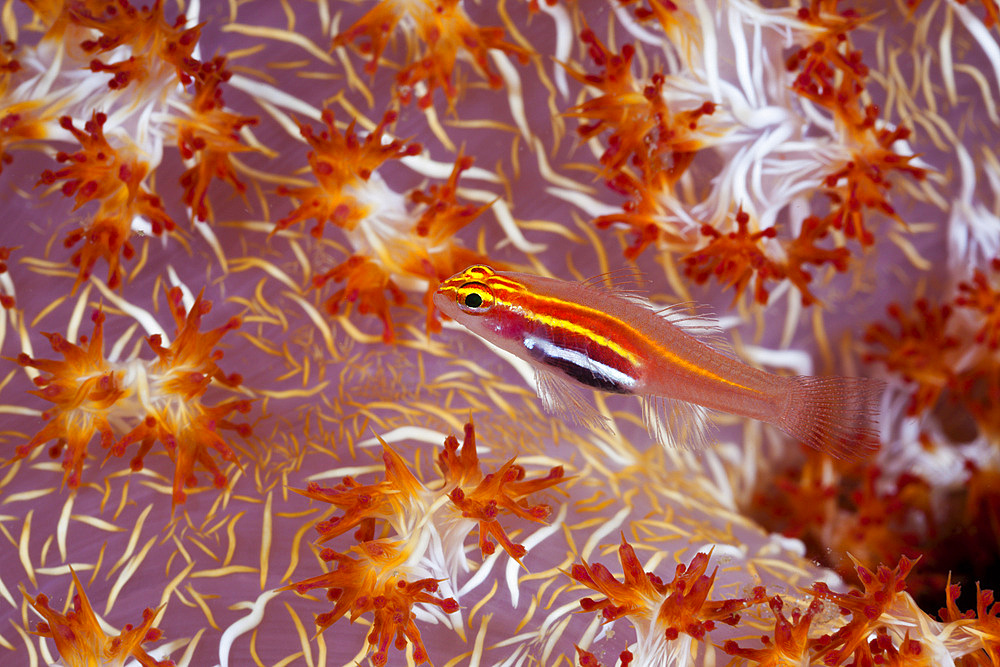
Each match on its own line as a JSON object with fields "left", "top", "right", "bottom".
{"left": 641, "top": 395, "right": 714, "bottom": 450}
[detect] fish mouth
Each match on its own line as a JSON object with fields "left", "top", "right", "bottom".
{"left": 432, "top": 287, "right": 453, "bottom": 313}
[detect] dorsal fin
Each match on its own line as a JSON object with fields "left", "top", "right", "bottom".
{"left": 580, "top": 268, "right": 653, "bottom": 307}
{"left": 580, "top": 268, "right": 649, "bottom": 293}
{"left": 583, "top": 270, "right": 735, "bottom": 352}
{"left": 656, "top": 301, "right": 721, "bottom": 334}
{"left": 654, "top": 301, "right": 736, "bottom": 354}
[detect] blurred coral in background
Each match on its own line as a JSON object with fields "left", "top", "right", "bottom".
{"left": 1, "top": 0, "right": 999, "bottom": 665}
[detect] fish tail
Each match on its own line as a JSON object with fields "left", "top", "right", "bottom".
{"left": 775, "top": 376, "right": 885, "bottom": 459}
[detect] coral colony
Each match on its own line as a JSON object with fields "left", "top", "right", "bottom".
{"left": 1, "top": 1, "right": 1000, "bottom": 666}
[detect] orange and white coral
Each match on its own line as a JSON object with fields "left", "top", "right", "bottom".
{"left": 571, "top": 536, "right": 764, "bottom": 663}
{"left": 24, "top": 569, "right": 172, "bottom": 667}
{"left": 287, "top": 421, "right": 568, "bottom": 663}
{"left": 334, "top": 0, "right": 529, "bottom": 108}
{"left": 1, "top": 1, "right": 999, "bottom": 666}
{"left": 13, "top": 287, "right": 250, "bottom": 505}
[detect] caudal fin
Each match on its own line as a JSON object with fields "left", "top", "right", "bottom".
{"left": 775, "top": 376, "right": 885, "bottom": 460}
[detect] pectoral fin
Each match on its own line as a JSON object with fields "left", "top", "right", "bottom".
{"left": 533, "top": 367, "right": 613, "bottom": 433}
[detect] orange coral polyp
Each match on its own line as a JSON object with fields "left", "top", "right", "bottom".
{"left": 72, "top": 0, "right": 203, "bottom": 92}
{"left": 438, "top": 421, "right": 566, "bottom": 561}
{"left": 175, "top": 57, "right": 258, "bottom": 222}
{"left": 566, "top": 29, "right": 719, "bottom": 260}
{"left": 13, "top": 289, "right": 250, "bottom": 504}
{"left": 723, "top": 596, "right": 824, "bottom": 664}
{"left": 809, "top": 557, "right": 919, "bottom": 664}
{"left": 782, "top": 215, "right": 851, "bottom": 305}
{"left": 572, "top": 536, "right": 765, "bottom": 641}
{"left": 40, "top": 114, "right": 133, "bottom": 209}
{"left": 274, "top": 109, "right": 420, "bottom": 237}
{"left": 411, "top": 153, "right": 489, "bottom": 244}
{"left": 287, "top": 540, "right": 458, "bottom": 666}
{"left": 25, "top": 570, "right": 173, "bottom": 667}
{"left": 38, "top": 112, "right": 176, "bottom": 290}
{"left": 955, "top": 258, "right": 1000, "bottom": 350}
{"left": 290, "top": 421, "right": 567, "bottom": 661}
{"left": 335, "top": 0, "right": 528, "bottom": 108}
{"left": 14, "top": 310, "right": 122, "bottom": 487}
{"left": 313, "top": 255, "right": 406, "bottom": 344}
{"left": 115, "top": 398, "right": 250, "bottom": 505}
{"left": 148, "top": 288, "right": 244, "bottom": 397}
{"left": 683, "top": 208, "right": 781, "bottom": 304}
{"left": 863, "top": 299, "right": 960, "bottom": 415}
{"left": 940, "top": 579, "right": 1000, "bottom": 662}
{"left": 787, "top": 3, "right": 925, "bottom": 250}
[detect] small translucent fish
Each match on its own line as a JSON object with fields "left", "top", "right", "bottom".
{"left": 433, "top": 265, "right": 884, "bottom": 459}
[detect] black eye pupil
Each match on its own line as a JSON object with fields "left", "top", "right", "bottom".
{"left": 464, "top": 293, "right": 483, "bottom": 308}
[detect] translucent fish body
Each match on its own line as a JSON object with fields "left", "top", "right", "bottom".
{"left": 433, "top": 265, "right": 883, "bottom": 459}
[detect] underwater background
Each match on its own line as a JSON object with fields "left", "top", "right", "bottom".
{"left": 1, "top": 1, "right": 999, "bottom": 665}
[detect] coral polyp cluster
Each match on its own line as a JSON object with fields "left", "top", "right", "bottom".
{"left": 13, "top": 287, "right": 250, "bottom": 504}
{"left": 6, "top": 0, "right": 258, "bottom": 292}
{"left": 574, "top": 548, "right": 1000, "bottom": 666}
{"left": 572, "top": 538, "right": 765, "bottom": 661}
{"left": 287, "top": 421, "right": 568, "bottom": 663}
{"left": 334, "top": 0, "right": 529, "bottom": 108}
{"left": 1, "top": 0, "right": 998, "bottom": 665}
{"left": 274, "top": 107, "right": 500, "bottom": 341}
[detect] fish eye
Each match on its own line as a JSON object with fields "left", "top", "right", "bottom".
{"left": 457, "top": 281, "right": 494, "bottom": 314}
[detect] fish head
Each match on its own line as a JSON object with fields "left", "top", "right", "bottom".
{"left": 434, "top": 265, "right": 498, "bottom": 332}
